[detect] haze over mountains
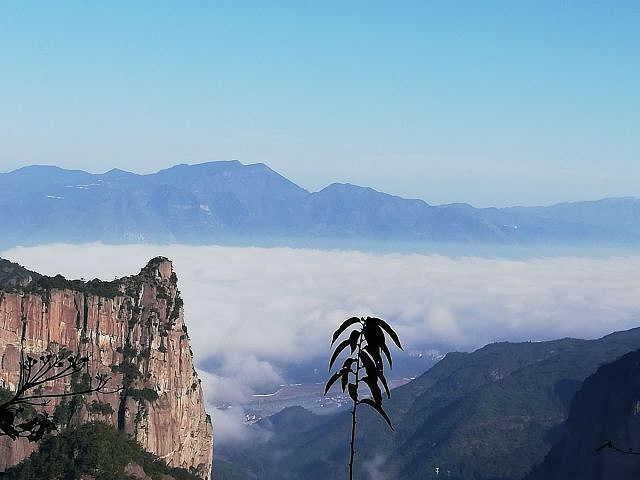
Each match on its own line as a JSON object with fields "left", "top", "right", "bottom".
{"left": 1, "top": 161, "right": 639, "bottom": 248}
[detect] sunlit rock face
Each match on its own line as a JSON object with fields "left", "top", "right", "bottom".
{"left": 0, "top": 257, "right": 213, "bottom": 479}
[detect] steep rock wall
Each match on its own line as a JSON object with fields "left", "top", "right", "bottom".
{"left": 0, "top": 257, "right": 213, "bottom": 478}
{"left": 525, "top": 348, "right": 640, "bottom": 480}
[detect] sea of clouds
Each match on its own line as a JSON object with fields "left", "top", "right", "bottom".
{"left": 3, "top": 243, "right": 640, "bottom": 442}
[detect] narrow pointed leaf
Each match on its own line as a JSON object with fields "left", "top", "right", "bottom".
{"left": 362, "top": 376, "right": 382, "bottom": 405}
{"left": 359, "top": 350, "right": 376, "bottom": 376}
{"left": 329, "top": 339, "right": 351, "bottom": 370}
{"left": 341, "top": 369, "right": 349, "bottom": 391}
{"left": 324, "top": 370, "right": 342, "bottom": 395}
{"left": 379, "top": 370, "right": 390, "bottom": 398}
{"left": 370, "top": 317, "right": 403, "bottom": 350}
{"left": 381, "top": 342, "right": 393, "bottom": 368}
{"left": 331, "top": 317, "right": 361, "bottom": 345}
{"left": 364, "top": 345, "right": 383, "bottom": 370}
{"left": 360, "top": 398, "right": 394, "bottom": 430}
{"left": 348, "top": 329, "right": 360, "bottom": 353}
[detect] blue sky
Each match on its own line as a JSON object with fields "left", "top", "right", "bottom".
{"left": 1, "top": 1, "right": 638, "bottom": 206}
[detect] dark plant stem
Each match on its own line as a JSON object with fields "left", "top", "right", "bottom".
{"left": 349, "top": 398, "right": 357, "bottom": 480}
{"left": 349, "top": 331, "right": 364, "bottom": 480}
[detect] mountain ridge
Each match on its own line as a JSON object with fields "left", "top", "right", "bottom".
{"left": 1, "top": 161, "right": 638, "bottom": 247}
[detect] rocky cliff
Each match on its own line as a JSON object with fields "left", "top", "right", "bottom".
{"left": 0, "top": 257, "right": 213, "bottom": 478}
{"left": 526, "top": 348, "right": 640, "bottom": 480}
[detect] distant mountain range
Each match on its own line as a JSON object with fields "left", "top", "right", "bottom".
{"left": 219, "top": 327, "right": 640, "bottom": 480}
{"left": 1, "top": 161, "right": 639, "bottom": 247}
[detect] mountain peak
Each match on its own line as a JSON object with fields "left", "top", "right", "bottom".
{"left": 155, "top": 160, "right": 243, "bottom": 175}
{"left": 103, "top": 167, "right": 136, "bottom": 179}
{"left": 140, "top": 256, "right": 174, "bottom": 281}
{"left": 8, "top": 164, "right": 64, "bottom": 174}
{"left": 318, "top": 182, "right": 378, "bottom": 194}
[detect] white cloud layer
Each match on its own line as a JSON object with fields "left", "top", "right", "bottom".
{"left": 3, "top": 243, "right": 640, "bottom": 439}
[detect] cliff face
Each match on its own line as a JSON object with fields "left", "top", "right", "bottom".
{"left": 0, "top": 257, "right": 213, "bottom": 478}
{"left": 526, "top": 348, "right": 640, "bottom": 480}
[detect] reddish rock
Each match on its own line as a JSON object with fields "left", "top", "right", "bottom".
{"left": 0, "top": 257, "right": 213, "bottom": 479}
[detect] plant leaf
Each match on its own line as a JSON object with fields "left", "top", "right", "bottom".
{"left": 370, "top": 317, "right": 403, "bottom": 350}
{"left": 324, "top": 370, "right": 342, "bottom": 395}
{"left": 331, "top": 317, "right": 361, "bottom": 345}
{"left": 362, "top": 321, "right": 385, "bottom": 351}
{"left": 341, "top": 369, "right": 350, "bottom": 391}
{"left": 348, "top": 383, "right": 358, "bottom": 403}
{"left": 362, "top": 376, "right": 382, "bottom": 405}
{"left": 378, "top": 369, "right": 391, "bottom": 398}
{"left": 342, "top": 357, "right": 356, "bottom": 372}
{"left": 348, "top": 329, "right": 360, "bottom": 353}
{"left": 359, "top": 350, "right": 376, "bottom": 377}
{"left": 329, "top": 339, "right": 351, "bottom": 370}
{"left": 360, "top": 398, "right": 394, "bottom": 430}
{"left": 381, "top": 342, "right": 393, "bottom": 368}
{"left": 364, "top": 345, "right": 383, "bottom": 370}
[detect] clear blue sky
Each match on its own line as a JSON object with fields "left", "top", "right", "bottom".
{"left": 1, "top": 1, "right": 638, "bottom": 206}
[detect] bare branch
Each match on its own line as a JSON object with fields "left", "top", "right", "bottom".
{"left": 0, "top": 347, "right": 120, "bottom": 442}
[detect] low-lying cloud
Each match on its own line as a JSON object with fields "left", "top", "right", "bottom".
{"left": 4, "top": 243, "right": 640, "bottom": 441}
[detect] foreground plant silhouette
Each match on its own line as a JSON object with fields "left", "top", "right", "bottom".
{"left": 325, "top": 316, "right": 403, "bottom": 480}
{"left": 0, "top": 350, "right": 117, "bottom": 442}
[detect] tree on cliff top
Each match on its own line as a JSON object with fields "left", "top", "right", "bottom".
{"left": 0, "top": 350, "right": 116, "bottom": 442}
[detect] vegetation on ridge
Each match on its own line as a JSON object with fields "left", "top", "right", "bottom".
{"left": 4, "top": 422, "right": 201, "bottom": 480}
{"left": 0, "top": 256, "right": 177, "bottom": 302}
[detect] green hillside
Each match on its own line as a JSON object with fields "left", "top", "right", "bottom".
{"left": 220, "top": 327, "right": 640, "bottom": 479}
{"left": 4, "top": 422, "right": 201, "bottom": 480}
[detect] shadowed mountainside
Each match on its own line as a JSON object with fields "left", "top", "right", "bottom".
{"left": 219, "top": 327, "right": 640, "bottom": 480}
{"left": 526, "top": 347, "right": 640, "bottom": 480}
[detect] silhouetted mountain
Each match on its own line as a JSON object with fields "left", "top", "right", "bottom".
{"left": 1, "top": 161, "right": 638, "bottom": 247}
{"left": 526, "top": 348, "right": 640, "bottom": 480}
{"left": 219, "top": 328, "right": 640, "bottom": 480}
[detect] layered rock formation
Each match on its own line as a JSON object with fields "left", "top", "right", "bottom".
{"left": 0, "top": 257, "right": 213, "bottom": 478}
